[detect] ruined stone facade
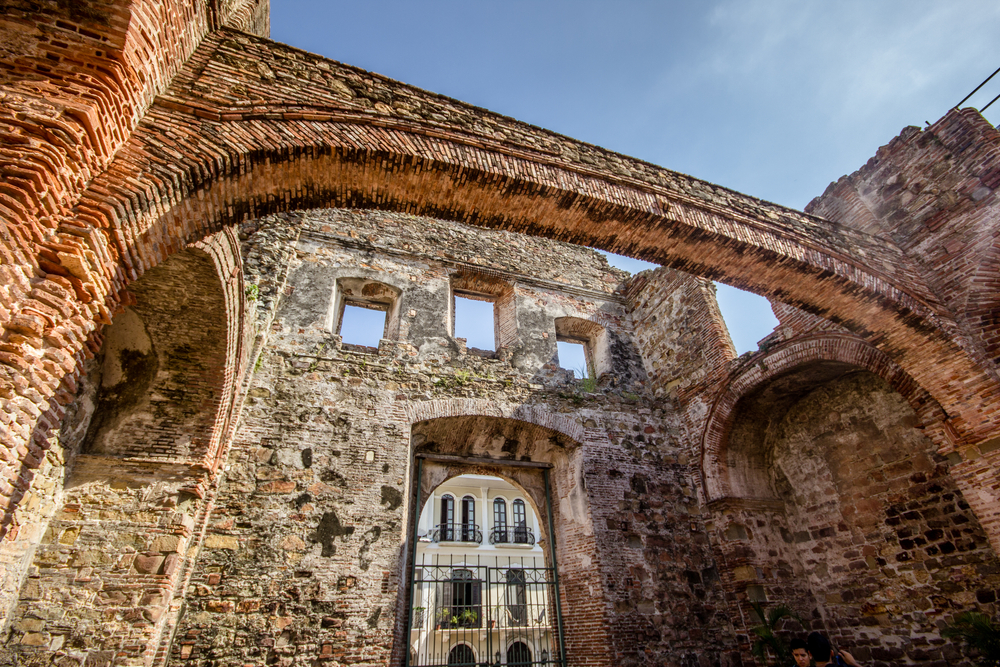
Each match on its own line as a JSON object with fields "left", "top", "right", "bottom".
{"left": 2, "top": 2, "right": 1000, "bottom": 666}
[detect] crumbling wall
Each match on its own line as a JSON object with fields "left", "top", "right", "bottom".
{"left": 0, "top": 231, "right": 247, "bottom": 665}
{"left": 165, "top": 210, "right": 742, "bottom": 667}
{"left": 771, "top": 371, "right": 1000, "bottom": 665}
{"left": 695, "top": 360, "right": 1000, "bottom": 667}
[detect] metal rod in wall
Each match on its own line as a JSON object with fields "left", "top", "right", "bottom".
{"left": 404, "top": 456, "right": 423, "bottom": 667}
{"left": 544, "top": 468, "right": 568, "bottom": 667}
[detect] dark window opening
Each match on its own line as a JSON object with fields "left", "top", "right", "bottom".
{"left": 447, "top": 644, "right": 476, "bottom": 666}
{"left": 441, "top": 494, "right": 454, "bottom": 541}
{"left": 507, "top": 641, "right": 532, "bottom": 666}
{"left": 461, "top": 496, "right": 476, "bottom": 542}
{"left": 444, "top": 569, "right": 482, "bottom": 628}
{"left": 493, "top": 498, "right": 508, "bottom": 543}
{"left": 513, "top": 499, "right": 528, "bottom": 544}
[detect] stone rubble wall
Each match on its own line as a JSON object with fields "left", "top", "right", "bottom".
{"left": 162, "top": 210, "right": 740, "bottom": 667}
{"left": 0, "top": 4, "right": 1000, "bottom": 666}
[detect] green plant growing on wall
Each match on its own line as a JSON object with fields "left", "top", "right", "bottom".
{"left": 749, "top": 600, "right": 801, "bottom": 666}
{"left": 942, "top": 611, "right": 1000, "bottom": 666}
{"left": 454, "top": 369, "right": 472, "bottom": 386}
{"left": 576, "top": 365, "right": 597, "bottom": 393}
{"left": 245, "top": 283, "right": 259, "bottom": 302}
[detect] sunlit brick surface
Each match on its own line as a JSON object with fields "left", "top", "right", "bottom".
{"left": 1, "top": 3, "right": 1000, "bottom": 665}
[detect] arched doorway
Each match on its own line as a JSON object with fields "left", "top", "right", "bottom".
{"left": 507, "top": 641, "right": 532, "bottom": 666}
{"left": 408, "top": 472, "right": 558, "bottom": 667}
{"left": 447, "top": 644, "right": 476, "bottom": 666}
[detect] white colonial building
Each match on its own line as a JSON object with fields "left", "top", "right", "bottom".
{"left": 409, "top": 475, "right": 557, "bottom": 667}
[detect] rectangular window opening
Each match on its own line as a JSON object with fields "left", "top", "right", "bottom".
{"left": 557, "top": 339, "right": 591, "bottom": 379}
{"left": 339, "top": 302, "right": 387, "bottom": 349}
{"left": 454, "top": 293, "right": 496, "bottom": 353}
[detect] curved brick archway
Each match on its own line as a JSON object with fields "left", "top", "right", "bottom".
{"left": 700, "top": 333, "right": 947, "bottom": 502}
{"left": 404, "top": 399, "right": 585, "bottom": 446}
{"left": 6, "top": 29, "right": 999, "bottom": 505}
{"left": 6, "top": 7, "right": 1000, "bottom": 665}
{"left": 45, "top": 31, "right": 994, "bottom": 453}
{"left": 0, "top": 228, "right": 247, "bottom": 647}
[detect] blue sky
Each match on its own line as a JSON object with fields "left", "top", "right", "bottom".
{"left": 272, "top": 1, "right": 1000, "bottom": 354}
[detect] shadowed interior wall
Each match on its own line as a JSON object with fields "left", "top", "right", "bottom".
{"left": 711, "top": 369, "right": 1000, "bottom": 665}
{"left": 4, "top": 245, "right": 233, "bottom": 664}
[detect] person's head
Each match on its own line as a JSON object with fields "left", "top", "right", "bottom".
{"left": 790, "top": 637, "right": 810, "bottom": 667}
{"left": 807, "top": 631, "right": 833, "bottom": 663}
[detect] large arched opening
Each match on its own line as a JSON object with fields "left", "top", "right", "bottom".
{"left": 401, "top": 415, "right": 611, "bottom": 667}
{"left": 702, "top": 342, "right": 1000, "bottom": 663}
{"left": 3, "top": 230, "right": 244, "bottom": 661}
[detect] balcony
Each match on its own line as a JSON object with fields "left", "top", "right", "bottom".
{"left": 431, "top": 522, "right": 482, "bottom": 544}
{"left": 488, "top": 526, "right": 535, "bottom": 546}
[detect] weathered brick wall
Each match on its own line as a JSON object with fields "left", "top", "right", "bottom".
{"left": 807, "top": 110, "right": 1000, "bottom": 321}
{"left": 1, "top": 228, "right": 247, "bottom": 665}
{"left": 806, "top": 109, "right": 1000, "bottom": 446}
{"left": 681, "top": 326, "right": 1000, "bottom": 666}
{"left": 768, "top": 371, "right": 1000, "bottom": 665}
{"left": 4, "top": 20, "right": 1000, "bottom": 644}
{"left": 7, "top": 24, "right": 987, "bottom": 513}
{"left": 625, "top": 267, "right": 735, "bottom": 403}
{"left": 83, "top": 249, "right": 227, "bottom": 461}
{"left": 2, "top": 5, "right": 1000, "bottom": 666}
{"left": 0, "top": 0, "right": 268, "bottom": 635}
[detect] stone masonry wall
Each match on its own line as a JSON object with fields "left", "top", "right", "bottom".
{"left": 165, "top": 209, "right": 743, "bottom": 667}
{"left": 699, "top": 367, "right": 1000, "bottom": 667}
{"left": 771, "top": 371, "right": 1000, "bottom": 666}
{"left": 6, "top": 21, "right": 1000, "bottom": 655}
{"left": 2, "top": 4, "right": 1000, "bottom": 666}
{"left": 1, "top": 240, "right": 242, "bottom": 665}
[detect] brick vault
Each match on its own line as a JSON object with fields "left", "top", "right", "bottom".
{"left": 1, "top": 1, "right": 999, "bottom": 666}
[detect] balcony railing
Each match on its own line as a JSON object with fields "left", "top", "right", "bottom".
{"left": 431, "top": 522, "right": 482, "bottom": 544}
{"left": 489, "top": 526, "right": 535, "bottom": 545}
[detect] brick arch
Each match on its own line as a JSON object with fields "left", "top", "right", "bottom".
{"left": 187, "top": 227, "right": 251, "bottom": 472}
{"left": 6, "top": 30, "right": 1000, "bottom": 561}
{"left": 43, "top": 35, "right": 993, "bottom": 450}
{"left": 700, "top": 334, "right": 946, "bottom": 502}
{"left": 404, "top": 399, "right": 585, "bottom": 445}
{"left": 964, "top": 238, "right": 1000, "bottom": 368}
{"left": 76, "top": 226, "right": 247, "bottom": 471}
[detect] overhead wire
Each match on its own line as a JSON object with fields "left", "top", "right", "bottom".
{"left": 955, "top": 65, "right": 1000, "bottom": 110}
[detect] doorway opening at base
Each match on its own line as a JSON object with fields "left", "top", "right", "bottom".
{"left": 406, "top": 464, "right": 564, "bottom": 667}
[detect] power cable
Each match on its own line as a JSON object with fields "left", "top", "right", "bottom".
{"left": 982, "top": 91, "right": 1000, "bottom": 114}
{"left": 955, "top": 65, "right": 1000, "bottom": 109}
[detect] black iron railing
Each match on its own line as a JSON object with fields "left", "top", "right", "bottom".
{"left": 431, "top": 522, "right": 482, "bottom": 543}
{"left": 489, "top": 526, "right": 535, "bottom": 545}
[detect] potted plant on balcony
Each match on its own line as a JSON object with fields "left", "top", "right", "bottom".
{"left": 457, "top": 609, "right": 478, "bottom": 627}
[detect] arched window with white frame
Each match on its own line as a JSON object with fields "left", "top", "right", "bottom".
{"left": 440, "top": 494, "right": 454, "bottom": 541}
{"left": 493, "top": 497, "right": 508, "bottom": 543}
{"left": 512, "top": 498, "right": 528, "bottom": 544}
